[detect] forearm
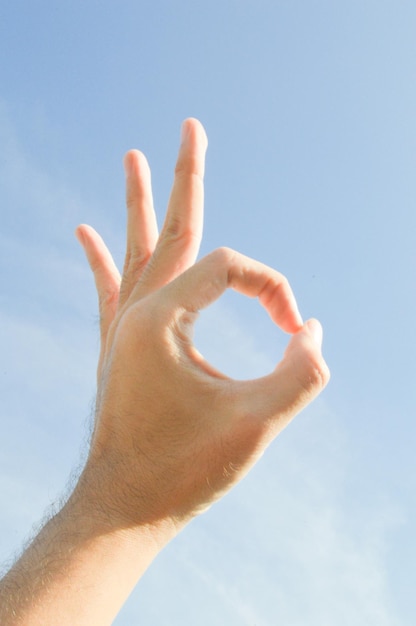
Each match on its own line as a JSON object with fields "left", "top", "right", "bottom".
{"left": 0, "top": 476, "right": 176, "bottom": 626}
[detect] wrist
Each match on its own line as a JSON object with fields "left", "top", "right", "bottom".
{"left": 70, "top": 455, "right": 182, "bottom": 550}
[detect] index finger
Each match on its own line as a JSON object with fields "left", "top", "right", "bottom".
{"left": 162, "top": 247, "right": 303, "bottom": 333}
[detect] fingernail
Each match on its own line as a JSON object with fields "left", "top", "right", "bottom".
{"left": 74, "top": 226, "right": 84, "bottom": 246}
{"left": 123, "top": 152, "right": 132, "bottom": 177}
{"left": 181, "top": 120, "right": 190, "bottom": 144}
{"left": 306, "top": 318, "right": 323, "bottom": 348}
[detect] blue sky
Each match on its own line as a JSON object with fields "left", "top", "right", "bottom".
{"left": 0, "top": 2, "right": 415, "bottom": 624}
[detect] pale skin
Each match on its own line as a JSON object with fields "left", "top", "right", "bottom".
{"left": 0, "top": 118, "right": 330, "bottom": 625}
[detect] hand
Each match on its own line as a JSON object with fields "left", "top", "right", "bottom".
{"left": 75, "top": 118, "right": 330, "bottom": 533}
{"left": 0, "top": 119, "right": 330, "bottom": 626}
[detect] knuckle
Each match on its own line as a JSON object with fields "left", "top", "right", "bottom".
{"left": 210, "top": 246, "right": 236, "bottom": 265}
{"left": 208, "top": 247, "right": 238, "bottom": 288}
{"left": 163, "top": 215, "right": 185, "bottom": 240}
{"left": 277, "top": 273, "right": 290, "bottom": 290}
{"left": 260, "top": 274, "right": 289, "bottom": 303}
{"left": 174, "top": 158, "right": 203, "bottom": 182}
{"left": 124, "top": 248, "right": 152, "bottom": 275}
{"left": 162, "top": 219, "right": 200, "bottom": 248}
{"left": 99, "top": 287, "right": 119, "bottom": 317}
{"left": 125, "top": 187, "right": 137, "bottom": 209}
{"left": 297, "top": 349, "right": 330, "bottom": 395}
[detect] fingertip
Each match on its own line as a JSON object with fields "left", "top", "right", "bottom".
{"left": 74, "top": 224, "right": 108, "bottom": 260}
{"left": 268, "top": 293, "right": 303, "bottom": 335}
{"left": 123, "top": 151, "right": 132, "bottom": 176}
{"left": 181, "top": 118, "right": 208, "bottom": 150}
{"left": 75, "top": 222, "right": 98, "bottom": 240}
{"left": 75, "top": 224, "right": 87, "bottom": 246}
{"left": 123, "top": 149, "right": 149, "bottom": 178}
{"left": 281, "top": 318, "right": 330, "bottom": 395}
{"left": 303, "top": 318, "right": 323, "bottom": 349}
{"left": 293, "top": 305, "right": 304, "bottom": 331}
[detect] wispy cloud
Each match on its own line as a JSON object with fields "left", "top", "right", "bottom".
{"left": 0, "top": 103, "right": 101, "bottom": 565}
{"left": 162, "top": 404, "right": 403, "bottom": 626}
{"left": 0, "top": 100, "right": 405, "bottom": 626}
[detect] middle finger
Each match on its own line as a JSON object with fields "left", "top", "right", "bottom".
{"left": 132, "top": 118, "right": 208, "bottom": 300}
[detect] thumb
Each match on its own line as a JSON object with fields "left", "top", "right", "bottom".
{"left": 235, "top": 319, "right": 330, "bottom": 441}
{"left": 280, "top": 318, "right": 330, "bottom": 402}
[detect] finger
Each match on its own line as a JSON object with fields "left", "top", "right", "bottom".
{"left": 232, "top": 319, "right": 330, "bottom": 442}
{"left": 75, "top": 224, "right": 121, "bottom": 346}
{"left": 133, "top": 118, "right": 208, "bottom": 298}
{"left": 162, "top": 247, "right": 304, "bottom": 333}
{"left": 119, "top": 150, "right": 158, "bottom": 306}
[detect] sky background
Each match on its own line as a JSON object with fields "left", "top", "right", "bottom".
{"left": 0, "top": 1, "right": 415, "bottom": 624}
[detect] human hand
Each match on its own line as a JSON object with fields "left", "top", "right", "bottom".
{"left": 75, "top": 119, "right": 330, "bottom": 535}
{"left": 0, "top": 119, "right": 329, "bottom": 626}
